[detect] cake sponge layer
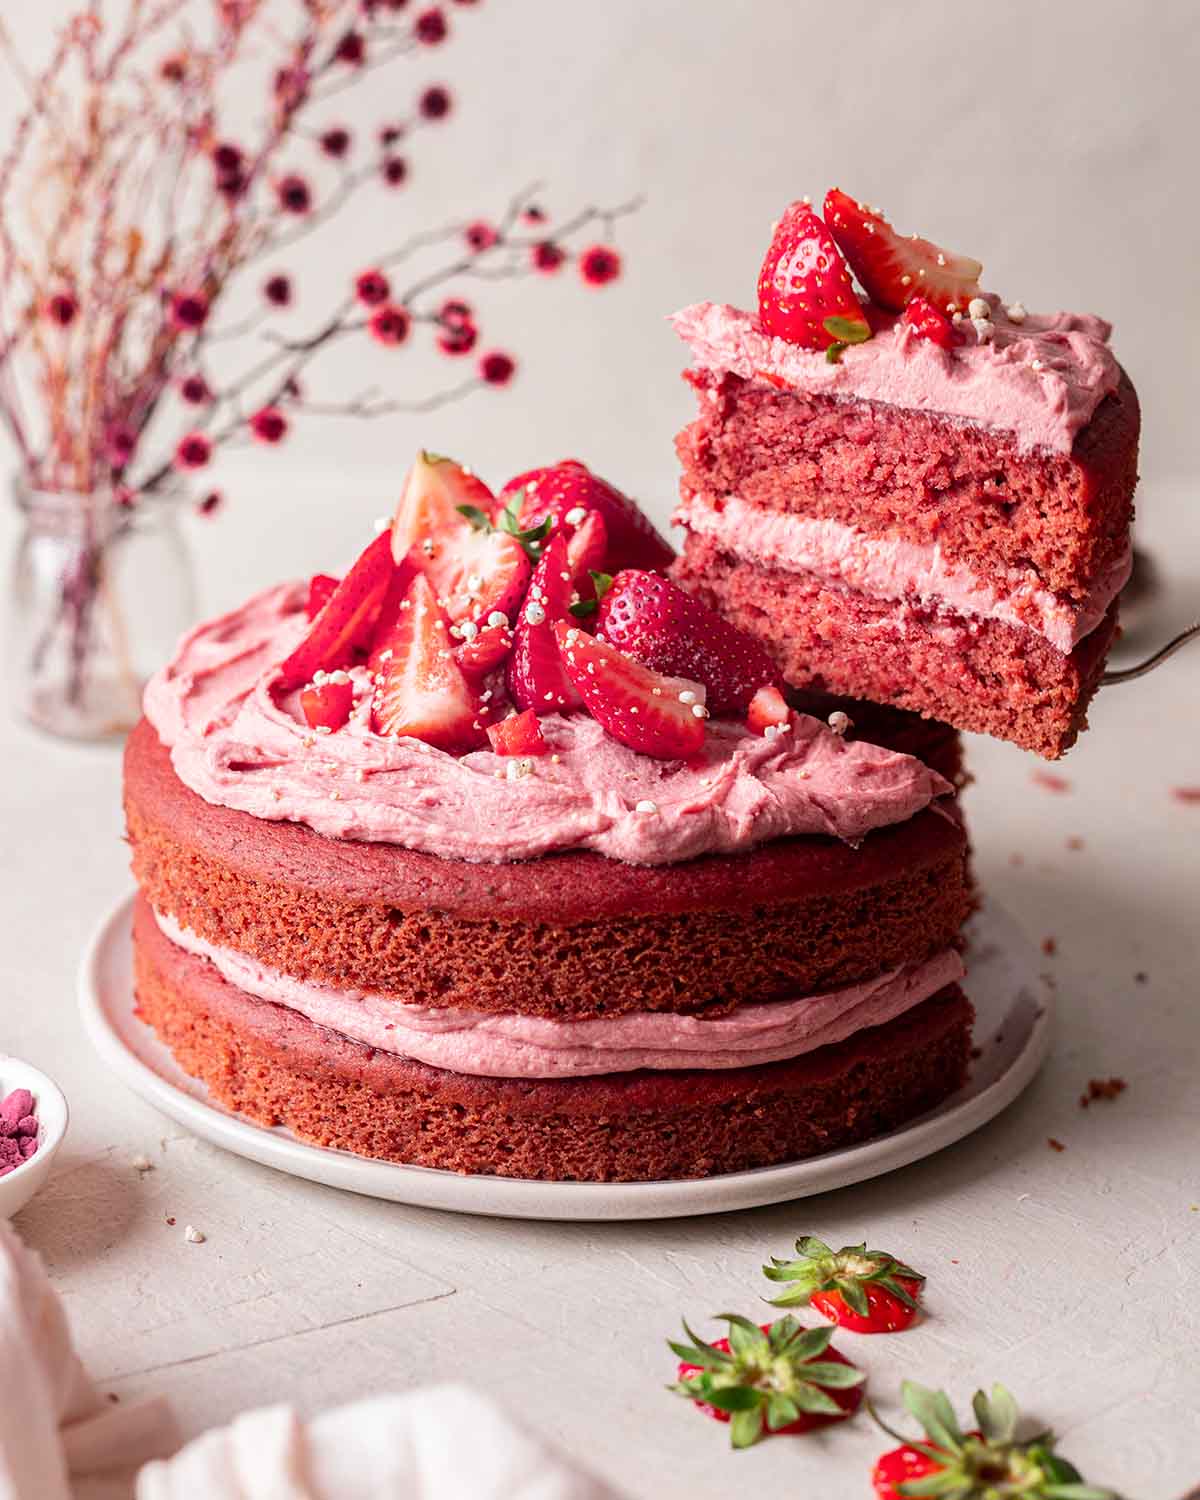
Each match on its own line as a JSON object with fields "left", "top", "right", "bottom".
{"left": 133, "top": 902, "right": 974, "bottom": 1183}
{"left": 674, "top": 533, "right": 1117, "bottom": 759}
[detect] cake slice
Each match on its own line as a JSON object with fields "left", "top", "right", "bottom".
{"left": 671, "top": 191, "right": 1139, "bottom": 758}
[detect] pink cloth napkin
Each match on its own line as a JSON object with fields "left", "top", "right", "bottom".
{"left": 0, "top": 1223, "right": 620, "bottom": 1500}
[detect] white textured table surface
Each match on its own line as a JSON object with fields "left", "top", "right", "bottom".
{"left": 2, "top": 479, "right": 1198, "bottom": 1500}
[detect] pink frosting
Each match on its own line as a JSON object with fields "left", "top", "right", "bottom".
{"left": 154, "top": 908, "right": 964, "bottom": 1078}
{"left": 672, "top": 298, "right": 1121, "bottom": 455}
{"left": 143, "top": 582, "right": 950, "bottom": 866}
{"left": 674, "top": 493, "right": 1131, "bottom": 652}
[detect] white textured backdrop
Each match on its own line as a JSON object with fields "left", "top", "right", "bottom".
{"left": 2, "top": 0, "right": 1198, "bottom": 614}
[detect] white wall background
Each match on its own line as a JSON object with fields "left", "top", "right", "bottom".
{"left": 2, "top": 0, "right": 1198, "bottom": 607}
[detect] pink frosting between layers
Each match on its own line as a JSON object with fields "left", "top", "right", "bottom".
{"left": 142, "top": 581, "right": 951, "bottom": 866}
{"left": 154, "top": 908, "right": 965, "bottom": 1078}
{"left": 674, "top": 493, "right": 1131, "bottom": 653}
{"left": 672, "top": 298, "right": 1121, "bottom": 455}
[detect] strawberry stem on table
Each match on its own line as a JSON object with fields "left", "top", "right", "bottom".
{"left": 764, "top": 1235, "right": 924, "bottom": 1319}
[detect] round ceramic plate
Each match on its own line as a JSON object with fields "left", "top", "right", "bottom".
{"left": 79, "top": 894, "right": 1050, "bottom": 1221}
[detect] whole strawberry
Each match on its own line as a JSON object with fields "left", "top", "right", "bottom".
{"left": 597, "top": 569, "right": 782, "bottom": 717}
{"left": 764, "top": 1235, "right": 925, "bottom": 1334}
{"left": 871, "top": 1382, "right": 1117, "bottom": 1499}
{"left": 670, "top": 1314, "right": 865, "bottom": 1450}
{"left": 498, "top": 459, "right": 674, "bottom": 573}
{"left": 757, "top": 200, "right": 871, "bottom": 354}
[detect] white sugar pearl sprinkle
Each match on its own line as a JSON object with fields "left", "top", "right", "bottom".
{"left": 967, "top": 297, "right": 991, "bottom": 320}
{"left": 487, "top": 611, "right": 508, "bottom": 628}
{"left": 525, "top": 602, "right": 546, "bottom": 625}
{"left": 635, "top": 799, "right": 658, "bottom": 814}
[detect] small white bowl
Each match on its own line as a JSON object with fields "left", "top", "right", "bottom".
{"left": 0, "top": 1057, "right": 68, "bottom": 1219}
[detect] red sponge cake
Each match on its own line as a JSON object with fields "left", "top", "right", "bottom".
{"left": 671, "top": 191, "right": 1138, "bottom": 758}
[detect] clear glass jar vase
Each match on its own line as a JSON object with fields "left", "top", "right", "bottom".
{"left": 9, "top": 478, "right": 197, "bottom": 741}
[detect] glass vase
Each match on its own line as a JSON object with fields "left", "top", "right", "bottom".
{"left": 9, "top": 478, "right": 197, "bottom": 741}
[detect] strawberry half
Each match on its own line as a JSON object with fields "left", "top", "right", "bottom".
{"left": 824, "top": 188, "right": 983, "bottom": 316}
{"left": 498, "top": 460, "right": 674, "bottom": 573}
{"left": 901, "top": 293, "right": 958, "bottom": 349}
{"left": 506, "top": 532, "right": 583, "bottom": 714}
{"left": 299, "top": 672, "right": 355, "bottom": 732}
{"left": 597, "top": 570, "right": 782, "bottom": 717}
{"left": 487, "top": 708, "right": 548, "bottom": 757}
{"left": 278, "top": 529, "right": 395, "bottom": 687}
{"left": 553, "top": 621, "right": 706, "bottom": 759}
{"left": 392, "top": 451, "right": 530, "bottom": 627}
{"left": 305, "top": 573, "right": 339, "bottom": 620}
{"left": 369, "top": 572, "right": 484, "bottom": 751}
{"left": 756, "top": 201, "right": 870, "bottom": 352}
{"left": 763, "top": 1236, "right": 925, "bottom": 1335}
{"left": 670, "top": 1315, "right": 865, "bottom": 1450}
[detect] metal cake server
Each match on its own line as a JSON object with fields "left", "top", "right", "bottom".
{"left": 1101, "top": 620, "right": 1200, "bottom": 684}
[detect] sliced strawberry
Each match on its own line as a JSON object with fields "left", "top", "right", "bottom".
{"left": 597, "top": 570, "right": 782, "bottom": 717}
{"left": 823, "top": 189, "right": 983, "bottom": 315}
{"left": 498, "top": 460, "right": 673, "bottom": 573}
{"left": 901, "top": 293, "right": 958, "bottom": 349}
{"left": 565, "top": 508, "right": 608, "bottom": 581}
{"left": 454, "top": 621, "right": 513, "bottom": 679}
{"left": 757, "top": 201, "right": 870, "bottom": 351}
{"left": 299, "top": 672, "right": 355, "bottom": 732}
{"left": 487, "top": 708, "right": 548, "bottom": 757}
{"left": 305, "top": 573, "right": 339, "bottom": 620}
{"left": 279, "top": 529, "right": 395, "bottom": 687}
{"left": 553, "top": 621, "right": 705, "bottom": 759}
{"left": 507, "top": 533, "right": 583, "bottom": 714}
{"left": 370, "top": 572, "right": 484, "bottom": 751}
{"left": 392, "top": 451, "right": 530, "bottom": 627}
{"left": 747, "top": 684, "right": 791, "bottom": 735}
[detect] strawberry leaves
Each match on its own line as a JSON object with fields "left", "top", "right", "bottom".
{"left": 567, "top": 569, "right": 613, "bottom": 619}
{"left": 764, "top": 1235, "right": 925, "bottom": 1327}
{"left": 670, "top": 1314, "right": 866, "bottom": 1450}
{"left": 461, "top": 487, "right": 553, "bottom": 563}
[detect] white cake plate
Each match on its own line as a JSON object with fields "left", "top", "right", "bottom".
{"left": 79, "top": 894, "right": 1050, "bottom": 1221}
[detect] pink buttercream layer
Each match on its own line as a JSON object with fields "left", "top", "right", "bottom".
{"left": 154, "top": 909, "right": 965, "bottom": 1078}
{"left": 672, "top": 298, "right": 1121, "bottom": 455}
{"left": 674, "top": 494, "right": 1132, "bottom": 653}
{"left": 143, "top": 581, "right": 950, "bottom": 866}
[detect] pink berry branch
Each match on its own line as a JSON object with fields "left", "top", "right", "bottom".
{"left": 0, "top": 2, "right": 639, "bottom": 512}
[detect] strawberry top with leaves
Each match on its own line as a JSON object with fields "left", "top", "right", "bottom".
{"left": 871, "top": 1382, "right": 1117, "bottom": 1500}
{"left": 757, "top": 200, "right": 871, "bottom": 355}
{"left": 763, "top": 1235, "right": 925, "bottom": 1334}
{"left": 824, "top": 188, "right": 983, "bottom": 316}
{"left": 671, "top": 1314, "right": 865, "bottom": 1450}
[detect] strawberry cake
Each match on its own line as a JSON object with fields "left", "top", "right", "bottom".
{"left": 125, "top": 454, "right": 972, "bottom": 1182}
{"left": 672, "top": 190, "right": 1139, "bottom": 758}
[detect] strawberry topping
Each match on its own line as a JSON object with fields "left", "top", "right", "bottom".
{"left": 278, "top": 528, "right": 395, "bottom": 687}
{"left": 553, "top": 621, "right": 706, "bottom": 759}
{"left": 757, "top": 201, "right": 870, "bottom": 352}
{"left": 454, "top": 621, "right": 513, "bottom": 680}
{"left": 598, "top": 570, "right": 783, "bottom": 716}
{"left": 392, "top": 451, "right": 530, "bottom": 627}
{"left": 507, "top": 533, "right": 584, "bottom": 714}
{"left": 747, "top": 684, "right": 791, "bottom": 735}
{"left": 487, "top": 708, "right": 548, "bottom": 757}
{"left": 305, "top": 573, "right": 339, "bottom": 620}
{"left": 823, "top": 188, "right": 983, "bottom": 316}
{"left": 498, "top": 460, "right": 674, "bottom": 573}
{"left": 901, "top": 293, "right": 958, "bottom": 349}
{"left": 299, "top": 672, "right": 355, "bottom": 732}
{"left": 369, "top": 572, "right": 484, "bottom": 751}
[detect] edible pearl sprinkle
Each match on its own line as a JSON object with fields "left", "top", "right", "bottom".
{"left": 967, "top": 297, "right": 991, "bottom": 320}
{"left": 525, "top": 602, "right": 546, "bottom": 625}
{"left": 635, "top": 799, "right": 658, "bottom": 814}
{"left": 828, "top": 711, "right": 852, "bottom": 735}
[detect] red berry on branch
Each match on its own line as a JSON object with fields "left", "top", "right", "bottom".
{"left": 522, "top": 204, "right": 546, "bottom": 223}
{"left": 320, "top": 127, "right": 352, "bottom": 159}
{"left": 414, "top": 8, "right": 448, "bottom": 43}
{"left": 175, "top": 431, "right": 213, "bottom": 470}
{"left": 368, "top": 304, "right": 411, "bottom": 346}
{"left": 159, "top": 54, "right": 186, "bottom": 84}
{"left": 212, "top": 141, "right": 243, "bottom": 174}
{"left": 464, "top": 220, "right": 497, "bottom": 252}
{"left": 45, "top": 292, "right": 78, "bottom": 327}
{"left": 170, "top": 292, "right": 209, "bottom": 330}
{"left": 437, "top": 320, "right": 477, "bottom": 355}
{"left": 355, "top": 269, "right": 391, "bottom": 306}
{"left": 105, "top": 423, "right": 138, "bottom": 469}
{"left": 532, "top": 241, "right": 565, "bottom": 274}
{"left": 579, "top": 244, "right": 622, "bottom": 286}
{"left": 479, "top": 350, "right": 515, "bottom": 385}
{"left": 419, "top": 85, "right": 452, "bottom": 120}
{"left": 179, "top": 374, "right": 213, "bottom": 405}
{"left": 249, "top": 407, "right": 289, "bottom": 444}
{"left": 440, "top": 297, "right": 473, "bottom": 325}
{"left": 276, "top": 175, "right": 313, "bottom": 214}
{"left": 263, "top": 274, "right": 293, "bottom": 307}
{"left": 335, "top": 30, "right": 366, "bottom": 65}
{"left": 378, "top": 123, "right": 405, "bottom": 147}
{"left": 383, "top": 0, "right": 411, "bottom": 9}
{"left": 198, "top": 490, "right": 223, "bottom": 516}
{"left": 382, "top": 156, "right": 409, "bottom": 188}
